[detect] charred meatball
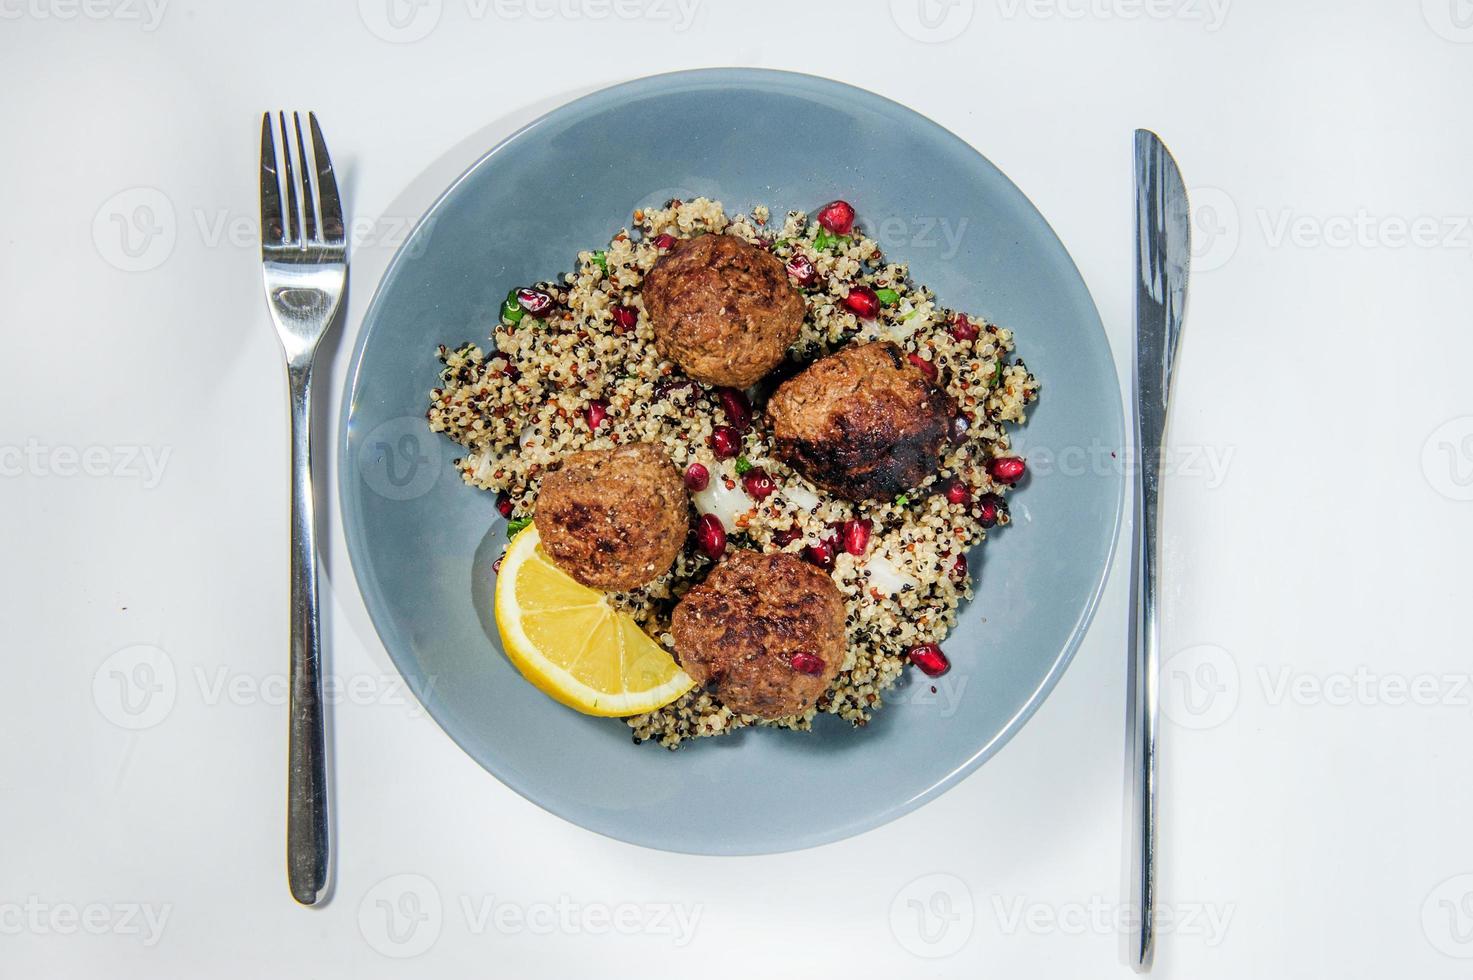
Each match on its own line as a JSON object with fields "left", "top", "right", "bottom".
{"left": 671, "top": 551, "right": 846, "bottom": 719}
{"left": 765, "top": 341, "right": 956, "bottom": 502}
{"left": 535, "top": 443, "right": 688, "bottom": 591}
{"left": 641, "top": 233, "right": 805, "bottom": 388}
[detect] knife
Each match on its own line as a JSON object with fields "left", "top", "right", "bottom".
{"left": 1128, "top": 129, "right": 1190, "bottom": 972}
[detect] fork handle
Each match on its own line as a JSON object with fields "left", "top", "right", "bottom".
{"left": 286, "top": 359, "right": 330, "bottom": 905}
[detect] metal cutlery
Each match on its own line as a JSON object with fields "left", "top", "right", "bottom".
{"left": 1128, "top": 129, "right": 1190, "bottom": 971}
{"left": 259, "top": 110, "right": 346, "bottom": 906}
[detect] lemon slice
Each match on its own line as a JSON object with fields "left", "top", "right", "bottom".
{"left": 494, "top": 523, "right": 694, "bottom": 716}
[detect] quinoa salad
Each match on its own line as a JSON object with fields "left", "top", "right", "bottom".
{"left": 426, "top": 197, "right": 1039, "bottom": 748}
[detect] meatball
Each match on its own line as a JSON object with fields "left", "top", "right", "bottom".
{"left": 671, "top": 551, "right": 846, "bottom": 719}
{"left": 535, "top": 443, "right": 688, "bottom": 591}
{"left": 765, "top": 341, "right": 956, "bottom": 502}
{"left": 640, "top": 233, "right": 805, "bottom": 388}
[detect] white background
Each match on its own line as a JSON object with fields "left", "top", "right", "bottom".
{"left": 3, "top": 0, "right": 1472, "bottom": 976}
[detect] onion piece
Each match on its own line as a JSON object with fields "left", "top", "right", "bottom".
{"left": 693, "top": 476, "right": 755, "bottom": 530}
{"left": 863, "top": 552, "right": 917, "bottom": 596}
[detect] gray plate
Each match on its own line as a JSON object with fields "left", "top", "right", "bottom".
{"left": 340, "top": 69, "right": 1124, "bottom": 855}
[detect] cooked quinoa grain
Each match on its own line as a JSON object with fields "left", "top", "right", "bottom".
{"left": 427, "top": 198, "right": 1040, "bottom": 748}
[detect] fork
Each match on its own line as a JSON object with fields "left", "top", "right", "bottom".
{"left": 260, "top": 111, "right": 345, "bottom": 906}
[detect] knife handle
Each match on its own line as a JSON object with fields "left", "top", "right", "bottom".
{"left": 1128, "top": 456, "right": 1160, "bottom": 971}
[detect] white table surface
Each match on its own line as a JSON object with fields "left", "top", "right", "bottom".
{"left": 4, "top": 1, "right": 1472, "bottom": 976}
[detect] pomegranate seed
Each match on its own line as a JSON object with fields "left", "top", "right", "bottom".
{"left": 653, "top": 234, "right": 677, "bottom": 250}
{"left": 989, "top": 456, "right": 1027, "bottom": 485}
{"left": 804, "top": 539, "right": 835, "bottom": 570}
{"left": 951, "top": 553, "right": 967, "bottom": 582}
{"left": 816, "top": 199, "right": 856, "bottom": 235}
{"left": 715, "top": 387, "right": 751, "bottom": 432}
{"left": 907, "top": 353, "right": 938, "bottom": 383}
{"left": 742, "top": 468, "right": 776, "bottom": 500}
{"left": 516, "top": 287, "right": 555, "bottom": 317}
{"left": 696, "top": 514, "right": 727, "bottom": 559}
{"left": 944, "top": 479, "right": 971, "bottom": 506}
{"left": 585, "top": 400, "right": 608, "bottom": 431}
{"left": 950, "top": 414, "right": 970, "bottom": 444}
{"left": 773, "top": 525, "right": 803, "bottom": 547}
{"left": 790, "top": 651, "right": 825, "bottom": 676}
{"left": 710, "top": 426, "right": 741, "bottom": 459}
{"left": 496, "top": 493, "right": 514, "bottom": 518}
{"left": 610, "top": 304, "right": 638, "bottom": 331}
{"left": 842, "top": 518, "right": 872, "bottom": 556}
{"left": 978, "top": 493, "right": 1005, "bottom": 528}
{"left": 907, "top": 643, "right": 950, "bottom": 677}
{"left": 501, "top": 362, "right": 521, "bottom": 381}
{"left": 843, "top": 285, "right": 880, "bottom": 319}
{"left": 785, "top": 253, "right": 817, "bottom": 286}
{"left": 951, "top": 313, "right": 979, "bottom": 341}
{"left": 684, "top": 462, "right": 710, "bottom": 492}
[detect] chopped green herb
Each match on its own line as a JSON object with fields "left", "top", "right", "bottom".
{"left": 894, "top": 493, "right": 910, "bottom": 507}
{"left": 734, "top": 456, "right": 753, "bottom": 476}
{"left": 901, "top": 309, "right": 920, "bottom": 321}
{"left": 501, "top": 289, "right": 525, "bottom": 326}
{"left": 814, "top": 229, "right": 851, "bottom": 251}
{"left": 591, "top": 251, "right": 608, "bottom": 271}
{"left": 506, "top": 516, "right": 533, "bottom": 537}
{"left": 875, "top": 288, "right": 901, "bottom": 307}
{"left": 991, "top": 361, "right": 1005, "bottom": 387}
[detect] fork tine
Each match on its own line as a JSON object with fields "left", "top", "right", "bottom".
{"left": 278, "top": 111, "right": 300, "bottom": 245}
{"left": 259, "top": 113, "right": 285, "bottom": 246}
{"left": 308, "top": 113, "right": 345, "bottom": 246}
{"left": 293, "top": 112, "right": 318, "bottom": 243}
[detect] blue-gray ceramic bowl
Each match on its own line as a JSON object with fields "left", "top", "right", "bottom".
{"left": 340, "top": 68, "right": 1123, "bottom": 855}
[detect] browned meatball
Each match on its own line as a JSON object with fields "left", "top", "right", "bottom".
{"left": 535, "top": 443, "right": 688, "bottom": 591}
{"left": 765, "top": 341, "right": 956, "bottom": 502}
{"left": 640, "top": 233, "right": 805, "bottom": 388}
{"left": 671, "top": 551, "right": 847, "bottom": 719}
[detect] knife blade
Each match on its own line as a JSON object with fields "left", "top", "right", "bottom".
{"left": 1128, "top": 129, "right": 1191, "bottom": 972}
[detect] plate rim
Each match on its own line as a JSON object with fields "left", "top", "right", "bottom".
{"left": 337, "top": 66, "right": 1126, "bottom": 855}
